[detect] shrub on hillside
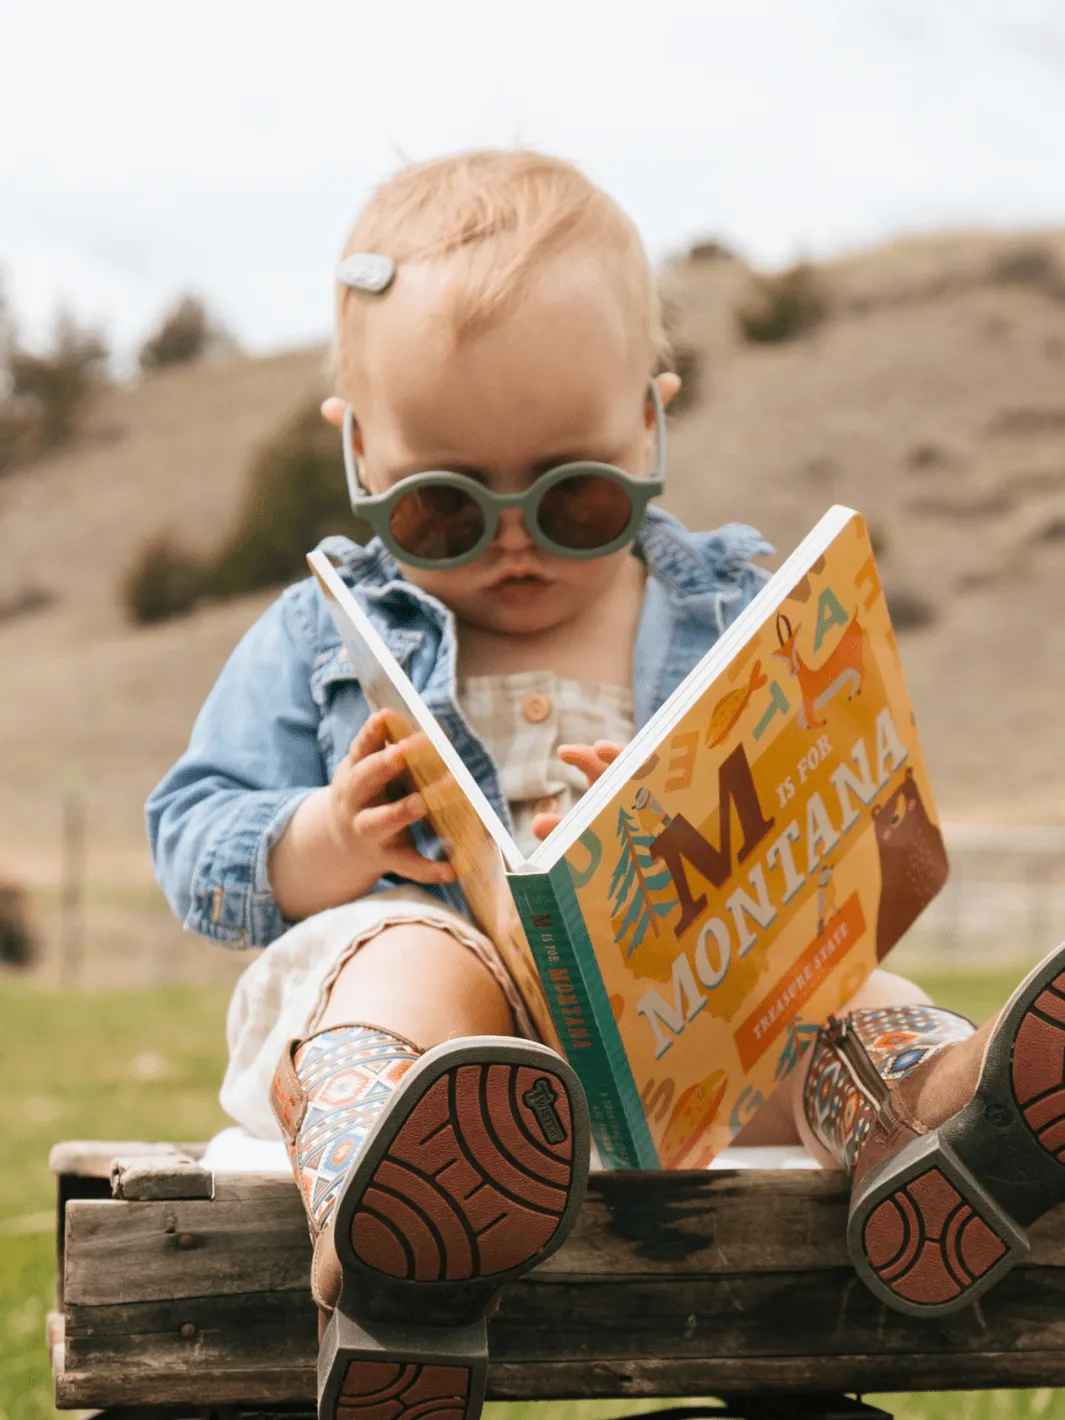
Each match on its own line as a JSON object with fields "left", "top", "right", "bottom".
{"left": 736, "top": 263, "right": 829, "bottom": 343}
{"left": 0, "top": 309, "right": 110, "bottom": 469}
{"left": 202, "top": 399, "right": 362, "bottom": 600}
{"left": 993, "top": 244, "right": 1065, "bottom": 302}
{"left": 139, "top": 294, "right": 235, "bottom": 374}
{"left": 687, "top": 238, "right": 738, "bottom": 263}
{"left": 122, "top": 399, "right": 363, "bottom": 624}
{"left": 10, "top": 309, "right": 110, "bottom": 445}
{"left": 885, "top": 587, "right": 936, "bottom": 633}
{"left": 122, "top": 531, "right": 205, "bottom": 625}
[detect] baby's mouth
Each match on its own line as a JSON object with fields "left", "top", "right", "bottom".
{"left": 489, "top": 566, "right": 551, "bottom": 589}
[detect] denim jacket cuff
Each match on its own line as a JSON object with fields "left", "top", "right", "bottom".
{"left": 184, "top": 788, "right": 316, "bottom": 947}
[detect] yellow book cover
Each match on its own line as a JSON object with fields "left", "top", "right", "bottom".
{"left": 308, "top": 506, "right": 948, "bottom": 1169}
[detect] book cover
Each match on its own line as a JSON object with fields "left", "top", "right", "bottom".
{"left": 308, "top": 506, "right": 948, "bottom": 1170}
{"left": 547, "top": 509, "right": 947, "bottom": 1168}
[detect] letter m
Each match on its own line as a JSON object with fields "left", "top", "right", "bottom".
{"left": 650, "top": 743, "right": 775, "bottom": 936}
{"left": 636, "top": 951, "right": 707, "bottom": 1059}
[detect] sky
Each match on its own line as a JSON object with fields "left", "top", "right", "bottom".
{"left": 2, "top": 0, "right": 1064, "bottom": 366}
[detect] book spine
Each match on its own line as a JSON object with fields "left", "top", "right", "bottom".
{"left": 510, "top": 869, "right": 658, "bottom": 1170}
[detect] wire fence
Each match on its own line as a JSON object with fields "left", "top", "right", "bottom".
{"left": 4, "top": 824, "right": 1064, "bottom": 991}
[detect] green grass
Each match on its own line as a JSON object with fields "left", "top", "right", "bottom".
{"left": 0, "top": 965, "right": 1059, "bottom": 1420}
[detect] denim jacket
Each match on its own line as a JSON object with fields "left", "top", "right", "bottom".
{"left": 146, "top": 505, "right": 773, "bottom": 949}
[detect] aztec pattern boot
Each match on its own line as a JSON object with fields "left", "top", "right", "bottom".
{"left": 271, "top": 1023, "right": 590, "bottom": 1420}
{"left": 803, "top": 941, "right": 1065, "bottom": 1317}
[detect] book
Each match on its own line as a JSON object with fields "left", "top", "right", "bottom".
{"left": 307, "top": 506, "right": 948, "bottom": 1169}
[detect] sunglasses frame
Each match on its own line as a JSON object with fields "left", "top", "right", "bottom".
{"left": 341, "top": 381, "right": 667, "bottom": 569}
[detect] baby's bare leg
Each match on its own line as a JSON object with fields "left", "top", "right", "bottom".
{"left": 732, "top": 969, "right": 933, "bottom": 1154}
{"left": 315, "top": 921, "right": 516, "bottom": 1046}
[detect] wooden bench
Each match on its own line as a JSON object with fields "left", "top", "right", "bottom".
{"left": 47, "top": 1140, "right": 1065, "bottom": 1420}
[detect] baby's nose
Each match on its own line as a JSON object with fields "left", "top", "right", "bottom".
{"left": 492, "top": 507, "right": 536, "bottom": 551}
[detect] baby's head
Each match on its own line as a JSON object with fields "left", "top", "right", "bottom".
{"left": 324, "top": 150, "right": 679, "bottom": 636}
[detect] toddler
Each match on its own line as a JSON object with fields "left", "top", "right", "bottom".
{"left": 148, "top": 150, "right": 1065, "bottom": 1420}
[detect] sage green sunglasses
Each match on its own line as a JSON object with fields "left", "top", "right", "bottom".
{"left": 342, "top": 382, "right": 666, "bottom": 569}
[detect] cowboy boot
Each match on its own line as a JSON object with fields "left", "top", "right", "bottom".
{"left": 270, "top": 1022, "right": 590, "bottom": 1420}
{"left": 803, "top": 941, "right": 1065, "bottom": 1317}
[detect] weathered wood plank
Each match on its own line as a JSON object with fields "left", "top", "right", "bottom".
{"left": 63, "top": 1268, "right": 1065, "bottom": 1360}
{"left": 489, "top": 1355, "right": 1065, "bottom": 1399}
{"left": 110, "top": 1153, "right": 214, "bottom": 1201}
{"left": 62, "top": 1174, "right": 1065, "bottom": 1310}
{"left": 49, "top": 1140, "right": 207, "bottom": 1178}
{"left": 64, "top": 1187, "right": 309, "bottom": 1306}
{"left": 55, "top": 1266, "right": 1065, "bottom": 1408}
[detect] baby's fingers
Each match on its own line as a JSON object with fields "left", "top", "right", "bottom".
{"left": 352, "top": 791, "right": 427, "bottom": 841}
{"left": 346, "top": 709, "right": 393, "bottom": 762}
{"left": 346, "top": 738, "right": 409, "bottom": 807}
{"left": 532, "top": 812, "right": 562, "bottom": 841}
{"left": 558, "top": 740, "right": 624, "bottom": 784}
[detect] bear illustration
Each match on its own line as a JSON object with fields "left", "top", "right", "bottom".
{"left": 873, "top": 768, "right": 949, "bottom": 960}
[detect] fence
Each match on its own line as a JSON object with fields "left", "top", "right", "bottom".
{"left": 5, "top": 824, "right": 1064, "bottom": 991}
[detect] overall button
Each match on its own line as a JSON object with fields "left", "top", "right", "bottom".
{"left": 522, "top": 693, "right": 552, "bottom": 723}
{"left": 532, "top": 795, "right": 561, "bottom": 816}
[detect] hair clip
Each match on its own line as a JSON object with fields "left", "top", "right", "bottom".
{"left": 336, "top": 253, "right": 396, "bottom": 294}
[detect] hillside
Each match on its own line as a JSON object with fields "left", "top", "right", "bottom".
{"left": 2, "top": 229, "right": 1064, "bottom": 886}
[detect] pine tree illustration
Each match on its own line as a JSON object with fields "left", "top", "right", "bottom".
{"left": 774, "top": 1018, "right": 821, "bottom": 1081}
{"left": 609, "top": 806, "right": 678, "bottom": 957}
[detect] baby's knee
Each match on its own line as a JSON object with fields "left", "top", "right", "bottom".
{"left": 840, "top": 966, "right": 933, "bottom": 1016}
{"left": 321, "top": 919, "right": 516, "bottom": 1041}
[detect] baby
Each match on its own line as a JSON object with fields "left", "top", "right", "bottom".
{"left": 148, "top": 150, "right": 1065, "bottom": 1420}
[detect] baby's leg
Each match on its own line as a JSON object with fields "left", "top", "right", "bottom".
{"left": 315, "top": 921, "right": 516, "bottom": 1042}
{"left": 732, "top": 969, "right": 933, "bottom": 1153}
{"left": 278, "top": 918, "right": 587, "bottom": 1420}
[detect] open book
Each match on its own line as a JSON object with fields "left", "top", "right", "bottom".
{"left": 307, "top": 506, "right": 948, "bottom": 1169}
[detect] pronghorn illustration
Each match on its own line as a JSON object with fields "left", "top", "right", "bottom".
{"left": 772, "top": 609, "right": 867, "bottom": 729}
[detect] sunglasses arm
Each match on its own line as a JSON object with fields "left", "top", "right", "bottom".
{"left": 342, "top": 404, "right": 373, "bottom": 509}
{"left": 647, "top": 379, "right": 667, "bottom": 490}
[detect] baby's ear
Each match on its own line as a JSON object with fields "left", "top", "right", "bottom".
{"left": 654, "top": 371, "right": 682, "bottom": 412}
{"left": 321, "top": 396, "right": 346, "bottom": 429}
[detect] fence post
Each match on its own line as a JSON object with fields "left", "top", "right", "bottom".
{"left": 61, "top": 776, "right": 86, "bottom": 987}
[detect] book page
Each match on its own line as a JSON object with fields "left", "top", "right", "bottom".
{"left": 307, "top": 553, "right": 557, "bottom": 1046}
{"left": 527, "top": 504, "right": 856, "bottom": 869}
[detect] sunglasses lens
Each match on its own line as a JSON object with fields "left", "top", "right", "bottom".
{"left": 389, "top": 485, "right": 486, "bottom": 562}
{"left": 538, "top": 474, "right": 633, "bottom": 551}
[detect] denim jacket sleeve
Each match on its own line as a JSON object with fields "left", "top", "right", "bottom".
{"left": 145, "top": 584, "right": 327, "bottom": 948}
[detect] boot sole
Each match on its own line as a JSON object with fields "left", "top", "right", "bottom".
{"left": 318, "top": 1037, "right": 589, "bottom": 1420}
{"left": 849, "top": 942, "right": 1065, "bottom": 1316}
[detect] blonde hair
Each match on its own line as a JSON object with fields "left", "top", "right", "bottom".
{"left": 333, "top": 150, "right": 666, "bottom": 390}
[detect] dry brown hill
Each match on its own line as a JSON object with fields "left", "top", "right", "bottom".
{"left": 3, "top": 229, "right": 1065, "bottom": 890}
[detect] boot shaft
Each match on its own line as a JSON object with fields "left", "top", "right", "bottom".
{"left": 271, "top": 1023, "right": 422, "bottom": 1236}
{"left": 803, "top": 1005, "right": 977, "bottom": 1172}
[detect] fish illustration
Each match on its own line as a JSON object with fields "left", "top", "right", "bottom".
{"left": 705, "top": 660, "right": 768, "bottom": 747}
{"left": 658, "top": 1068, "right": 728, "bottom": 1168}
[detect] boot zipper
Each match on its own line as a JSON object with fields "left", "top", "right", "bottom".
{"left": 825, "top": 1015, "right": 897, "bottom": 1126}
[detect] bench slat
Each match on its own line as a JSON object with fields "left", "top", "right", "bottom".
{"left": 62, "top": 1174, "right": 1065, "bottom": 1306}
{"left": 53, "top": 1150, "right": 1065, "bottom": 1409}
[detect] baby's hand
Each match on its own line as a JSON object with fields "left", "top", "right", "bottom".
{"left": 328, "top": 710, "right": 456, "bottom": 886}
{"left": 531, "top": 741, "right": 625, "bottom": 842}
